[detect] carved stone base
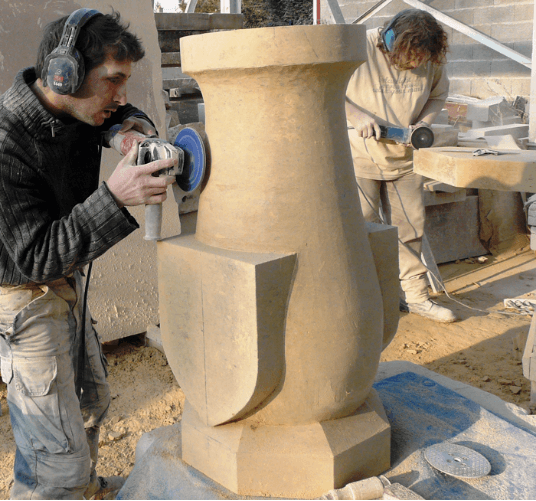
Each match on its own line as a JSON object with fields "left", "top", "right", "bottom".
{"left": 181, "top": 389, "right": 391, "bottom": 499}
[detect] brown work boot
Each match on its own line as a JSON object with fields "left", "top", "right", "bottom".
{"left": 84, "top": 476, "right": 125, "bottom": 500}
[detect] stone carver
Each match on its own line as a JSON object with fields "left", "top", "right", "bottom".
{"left": 345, "top": 8, "right": 458, "bottom": 323}
{"left": 0, "top": 8, "right": 176, "bottom": 499}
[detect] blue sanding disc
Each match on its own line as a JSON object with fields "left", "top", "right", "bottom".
{"left": 174, "top": 127, "right": 206, "bottom": 193}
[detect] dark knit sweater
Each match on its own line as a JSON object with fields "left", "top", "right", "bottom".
{"left": 0, "top": 68, "right": 150, "bottom": 285}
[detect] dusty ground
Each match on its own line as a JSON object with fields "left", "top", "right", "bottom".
{"left": 1, "top": 248, "right": 536, "bottom": 499}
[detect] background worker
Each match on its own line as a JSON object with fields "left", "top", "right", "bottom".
{"left": 346, "top": 8, "right": 458, "bottom": 323}
{"left": 0, "top": 9, "right": 176, "bottom": 499}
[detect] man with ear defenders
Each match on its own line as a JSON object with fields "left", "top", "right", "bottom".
{"left": 0, "top": 9, "right": 176, "bottom": 499}
{"left": 346, "top": 9, "right": 458, "bottom": 323}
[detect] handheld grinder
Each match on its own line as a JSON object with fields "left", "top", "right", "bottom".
{"left": 379, "top": 124, "right": 434, "bottom": 149}
{"left": 105, "top": 124, "right": 207, "bottom": 240}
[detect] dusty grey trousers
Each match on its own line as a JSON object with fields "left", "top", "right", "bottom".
{"left": 356, "top": 173, "right": 430, "bottom": 303}
{"left": 0, "top": 272, "right": 110, "bottom": 499}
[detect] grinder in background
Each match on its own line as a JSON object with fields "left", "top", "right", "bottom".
{"left": 379, "top": 124, "right": 434, "bottom": 149}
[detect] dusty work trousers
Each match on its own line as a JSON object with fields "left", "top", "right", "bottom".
{"left": 0, "top": 272, "right": 110, "bottom": 500}
{"left": 356, "top": 172, "right": 429, "bottom": 303}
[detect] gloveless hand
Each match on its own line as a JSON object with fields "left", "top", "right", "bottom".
{"left": 106, "top": 143, "right": 176, "bottom": 208}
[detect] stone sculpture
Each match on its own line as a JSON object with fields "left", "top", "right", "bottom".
{"left": 157, "top": 24, "right": 398, "bottom": 498}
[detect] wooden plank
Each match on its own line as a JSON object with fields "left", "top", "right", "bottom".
{"left": 155, "top": 12, "right": 244, "bottom": 31}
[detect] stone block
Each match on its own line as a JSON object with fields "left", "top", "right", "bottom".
{"left": 431, "top": 125, "right": 458, "bottom": 147}
{"left": 463, "top": 124, "right": 529, "bottom": 140}
{"left": 181, "top": 390, "right": 391, "bottom": 499}
{"left": 168, "top": 98, "right": 203, "bottom": 124}
{"left": 530, "top": 227, "right": 536, "bottom": 250}
{"left": 414, "top": 146, "right": 536, "bottom": 192}
{"left": 425, "top": 196, "right": 488, "bottom": 264}
{"left": 154, "top": 12, "right": 244, "bottom": 31}
{"left": 145, "top": 324, "right": 164, "bottom": 353}
{"left": 158, "top": 234, "right": 296, "bottom": 427}
{"left": 466, "top": 96, "right": 522, "bottom": 123}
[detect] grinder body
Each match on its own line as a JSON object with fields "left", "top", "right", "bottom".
{"left": 137, "top": 138, "right": 183, "bottom": 240}
{"left": 104, "top": 125, "right": 206, "bottom": 240}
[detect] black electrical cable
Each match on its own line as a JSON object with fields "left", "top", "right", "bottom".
{"left": 75, "top": 136, "right": 103, "bottom": 401}
{"left": 76, "top": 261, "right": 93, "bottom": 400}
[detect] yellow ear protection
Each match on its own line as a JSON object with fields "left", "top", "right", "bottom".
{"left": 42, "top": 8, "right": 101, "bottom": 95}
{"left": 381, "top": 9, "right": 413, "bottom": 52}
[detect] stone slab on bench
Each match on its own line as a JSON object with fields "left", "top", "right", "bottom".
{"left": 414, "top": 147, "right": 536, "bottom": 192}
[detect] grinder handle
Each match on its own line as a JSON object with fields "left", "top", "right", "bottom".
{"left": 144, "top": 203, "right": 163, "bottom": 241}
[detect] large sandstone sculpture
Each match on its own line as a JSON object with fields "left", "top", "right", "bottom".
{"left": 157, "top": 24, "right": 398, "bottom": 498}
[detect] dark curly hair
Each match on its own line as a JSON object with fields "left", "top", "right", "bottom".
{"left": 378, "top": 9, "right": 449, "bottom": 70}
{"left": 36, "top": 9, "right": 145, "bottom": 79}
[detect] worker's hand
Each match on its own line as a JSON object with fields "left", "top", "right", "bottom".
{"left": 120, "top": 116, "right": 157, "bottom": 137}
{"left": 106, "top": 143, "right": 177, "bottom": 208}
{"left": 352, "top": 114, "right": 382, "bottom": 141}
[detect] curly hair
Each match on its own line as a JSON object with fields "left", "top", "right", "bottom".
{"left": 378, "top": 9, "right": 449, "bottom": 70}
{"left": 36, "top": 9, "right": 145, "bottom": 79}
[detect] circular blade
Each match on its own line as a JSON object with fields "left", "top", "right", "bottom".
{"left": 424, "top": 443, "right": 491, "bottom": 479}
{"left": 174, "top": 127, "right": 206, "bottom": 193}
{"left": 411, "top": 126, "right": 434, "bottom": 149}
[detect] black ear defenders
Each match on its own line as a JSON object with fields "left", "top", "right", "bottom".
{"left": 381, "top": 9, "right": 414, "bottom": 52}
{"left": 42, "top": 8, "right": 101, "bottom": 95}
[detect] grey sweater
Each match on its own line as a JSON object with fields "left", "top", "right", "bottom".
{"left": 0, "top": 68, "right": 150, "bottom": 285}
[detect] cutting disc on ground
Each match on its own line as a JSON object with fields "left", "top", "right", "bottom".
{"left": 424, "top": 443, "right": 491, "bottom": 479}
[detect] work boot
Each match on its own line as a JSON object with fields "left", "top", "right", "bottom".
{"left": 406, "top": 299, "right": 458, "bottom": 323}
{"left": 84, "top": 476, "right": 125, "bottom": 500}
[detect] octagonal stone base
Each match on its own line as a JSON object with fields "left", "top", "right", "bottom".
{"left": 181, "top": 389, "right": 391, "bottom": 499}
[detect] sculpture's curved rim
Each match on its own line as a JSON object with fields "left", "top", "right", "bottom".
{"left": 180, "top": 24, "right": 367, "bottom": 73}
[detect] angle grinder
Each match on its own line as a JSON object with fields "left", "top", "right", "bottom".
{"left": 105, "top": 124, "right": 207, "bottom": 240}
{"left": 379, "top": 124, "right": 435, "bottom": 149}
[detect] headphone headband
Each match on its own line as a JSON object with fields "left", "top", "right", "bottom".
{"left": 58, "top": 8, "right": 101, "bottom": 48}
{"left": 381, "top": 9, "right": 414, "bottom": 52}
{"left": 42, "top": 8, "right": 102, "bottom": 95}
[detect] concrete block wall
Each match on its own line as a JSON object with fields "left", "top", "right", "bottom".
{"left": 323, "top": 0, "right": 533, "bottom": 103}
